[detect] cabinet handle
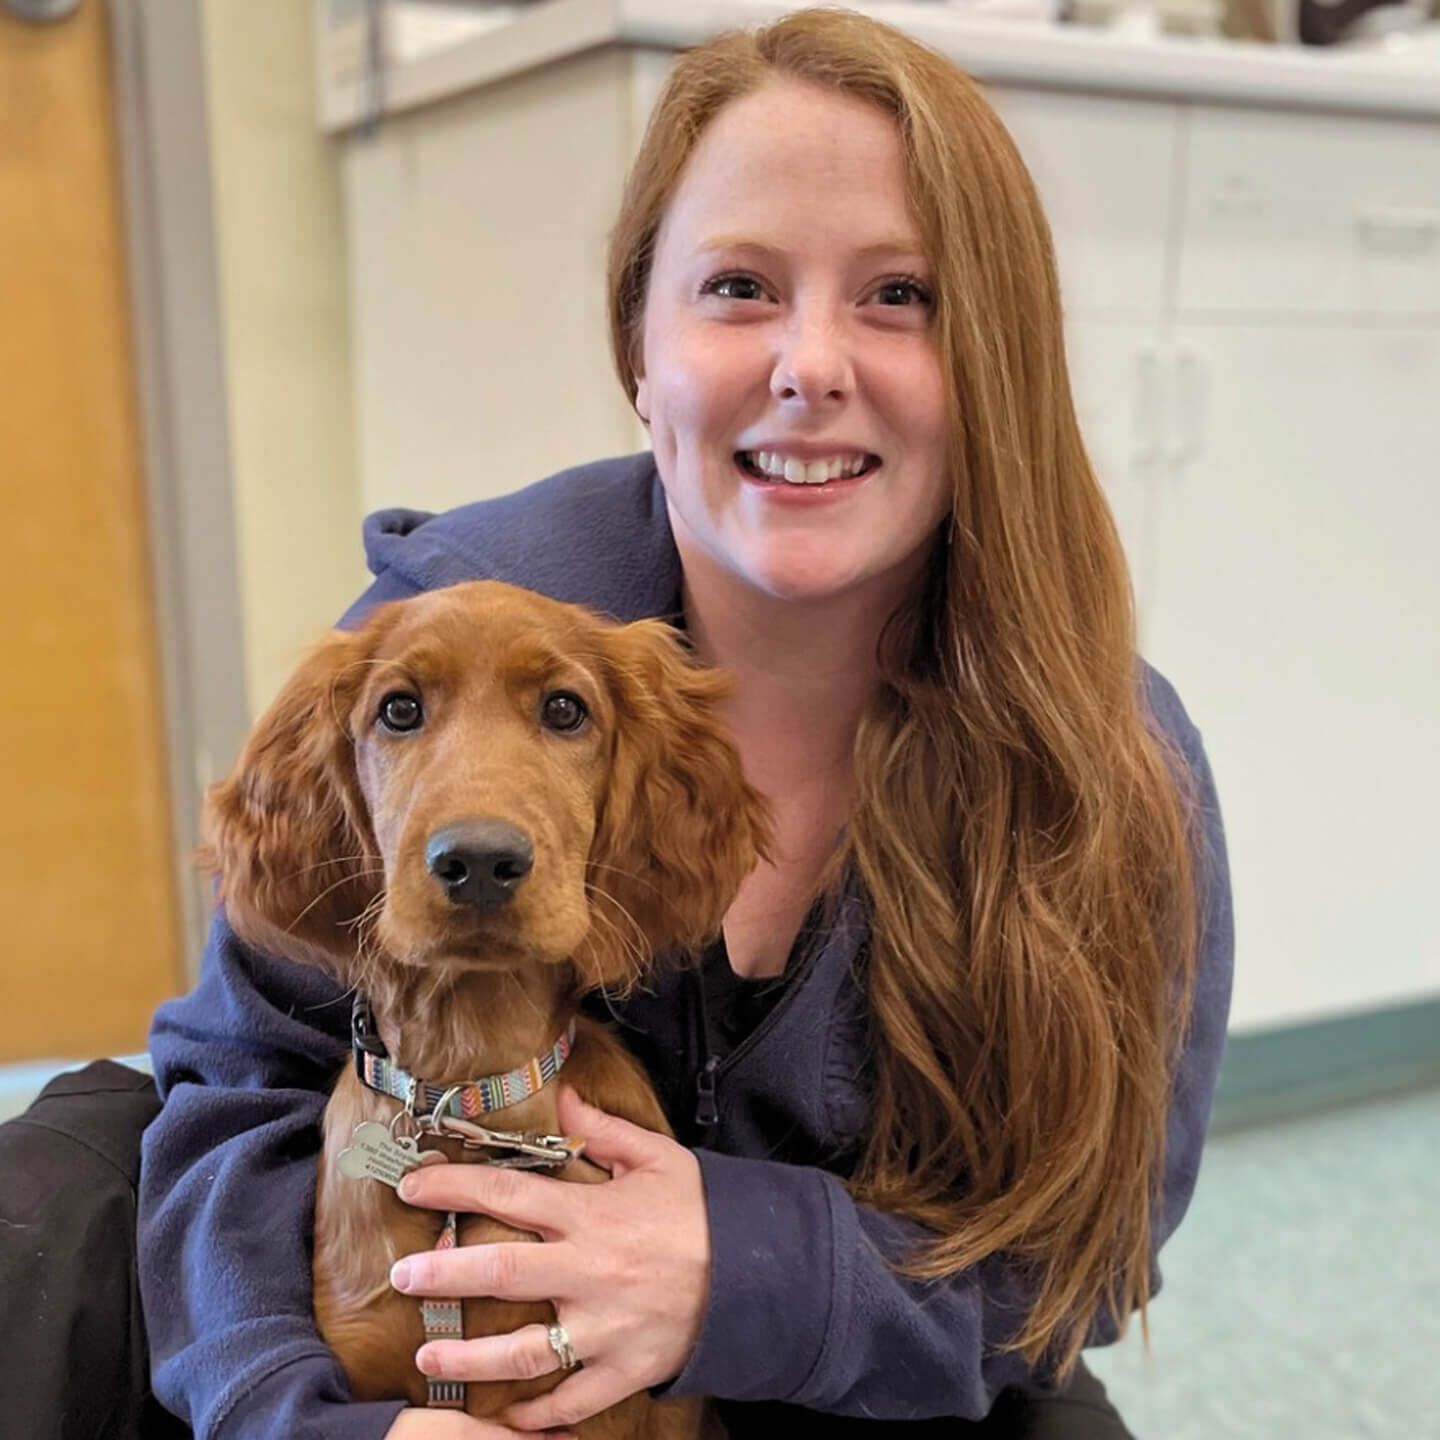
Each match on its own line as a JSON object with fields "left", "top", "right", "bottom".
{"left": 1168, "top": 348, "right": 1206, "bottom": 473}
{"left": 1134, "top": 346, "right": 1164, "bottom": 467}
{"left": 1355, "top": 208, "right": 1440, "bottom": 254}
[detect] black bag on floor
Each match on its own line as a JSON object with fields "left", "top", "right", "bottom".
{"left": 0, "top": 1060, "right": 189, "bottom": 1440}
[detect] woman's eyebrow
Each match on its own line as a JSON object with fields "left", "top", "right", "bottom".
{"left": 697, "top": 234, "right": 928, "bottom": 262}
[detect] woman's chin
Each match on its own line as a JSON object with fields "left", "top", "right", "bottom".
{"left": 736, "top": 531, "right": 924, "bottom": 601}
{"left": 734, "top": 559, "right": 871, "bottom": 605}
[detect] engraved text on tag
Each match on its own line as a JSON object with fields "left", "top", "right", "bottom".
{"left": 338, "top": 1120, "right": 424, "bottom": 1189}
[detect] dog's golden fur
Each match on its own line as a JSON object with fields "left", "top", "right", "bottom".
{"left": 203, "top": 580, "right": 768, "bottom": 1436}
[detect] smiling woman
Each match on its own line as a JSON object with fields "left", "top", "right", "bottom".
{"left": 134, "top": 10, "right": 1232, "bottom": 1440}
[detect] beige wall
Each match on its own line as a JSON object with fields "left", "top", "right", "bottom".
{"left": 201, "top": 0, "right": 367, "bottom": 715}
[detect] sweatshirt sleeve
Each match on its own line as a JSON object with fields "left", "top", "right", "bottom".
{"left": 665, "top": 684, "right": 1235, "bottom": 1421}
{"left": 138, "top": 910, "right": 408, "bottom": 1440}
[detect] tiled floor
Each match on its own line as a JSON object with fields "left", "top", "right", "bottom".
{"left": 1087, "top": 1086, "right": 1440, "bottom": 1439}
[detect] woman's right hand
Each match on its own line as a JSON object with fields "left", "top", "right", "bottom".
{"left": 383, "top": 1408, "right": 575, "bottom": 1440}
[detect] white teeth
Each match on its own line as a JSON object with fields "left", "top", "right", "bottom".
{"left": 743, "top": 451, "right": 871, "bottom": 484}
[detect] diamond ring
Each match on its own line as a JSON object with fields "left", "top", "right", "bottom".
{"left": 546, "top": 1321, "right": 581, "bottom": 1372}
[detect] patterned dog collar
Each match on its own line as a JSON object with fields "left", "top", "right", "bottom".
{"left": 352, "top": 993, "right": 576, "bottom": 1118}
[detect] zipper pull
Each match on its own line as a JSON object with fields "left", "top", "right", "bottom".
{"left": 694, "top": 1055, "right": 720, "bottom": 1130}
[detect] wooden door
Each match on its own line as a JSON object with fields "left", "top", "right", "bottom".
{"left": 0, "top": 2, "right": 183, "bottom": 1062}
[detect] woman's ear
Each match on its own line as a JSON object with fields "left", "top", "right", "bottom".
{"left": 579, "top": 620, "right": 770, "bottom": 991}
{"left": 631, "top": 328, "right": 650, "bottom": 424}
{"left": 201, "top": 626, "right": 381, "bottom": 967}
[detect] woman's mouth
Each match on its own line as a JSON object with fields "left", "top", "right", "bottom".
{"left": 735, "top": 450, "right": 881, "bottom": 486}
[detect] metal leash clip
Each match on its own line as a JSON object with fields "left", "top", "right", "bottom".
{"left": 438, "top": 1118, "right": 584, "bottom": 1169}
{"left": 421, "top": 1086, "right": 585, "bottom": 1170}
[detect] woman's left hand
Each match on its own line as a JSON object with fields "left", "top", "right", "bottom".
{"left": 389, "top": 1085, "right": 711, "bottom": 1432}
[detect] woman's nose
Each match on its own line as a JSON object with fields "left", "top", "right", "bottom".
{"left": 770, "top": 310, "right": 853, "bottom": 406}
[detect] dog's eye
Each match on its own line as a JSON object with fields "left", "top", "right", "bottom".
{"left": 377, "top": 691, "right": 423, "bottom": 733}
{"left": 540, "top": 690, "right": 588, "bottom": 734}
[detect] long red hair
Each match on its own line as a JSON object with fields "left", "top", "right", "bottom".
{"left": 608, "top": 10, "right": 1199, "bottom": 1373}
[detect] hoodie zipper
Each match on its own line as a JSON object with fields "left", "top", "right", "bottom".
{"left": 694, "top": 1053, "right": 721, "bottom": 1130}
{"left": 689, "top": 924, "right": 828, "bottom": 1142}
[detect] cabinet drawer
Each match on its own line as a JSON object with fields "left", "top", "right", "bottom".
{"left": 989, "top": 87, "right": 1179, "bottom": 322}
{"left": 1178, "top": 105, "right": 1440, "bottom": 318}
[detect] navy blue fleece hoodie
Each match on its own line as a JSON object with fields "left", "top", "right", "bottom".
{"left": 139, "top": 452, "right": 1234, "bottom": 1440}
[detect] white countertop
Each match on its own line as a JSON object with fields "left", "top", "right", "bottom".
{"left": 316, "top": 0, "right": 1440, "bottom": 133}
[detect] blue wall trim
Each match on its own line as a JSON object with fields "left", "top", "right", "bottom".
{"left": 1211, "top": 997, "right": 1440, "bottom": 1132}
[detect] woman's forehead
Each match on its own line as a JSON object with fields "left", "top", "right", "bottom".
{"left": 684, "top": 80, "right": 901, "bottom": 188}
{"left": 655, "top": 81, "right": 921, "bottom": 258}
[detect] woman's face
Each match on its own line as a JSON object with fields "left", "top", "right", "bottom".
{"left": 635, "top": 80, "right": 951, "bottom": 608}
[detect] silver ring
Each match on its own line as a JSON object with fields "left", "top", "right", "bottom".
{"left": 546, "top": 1321, "right": 581, "bottom": 1372}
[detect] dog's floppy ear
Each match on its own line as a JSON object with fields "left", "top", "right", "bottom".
{"left": 202, "top": 626, "right": 380, "bottom": 967}
{"left": 580, "top": 619, "right": 770, "bottom": 990}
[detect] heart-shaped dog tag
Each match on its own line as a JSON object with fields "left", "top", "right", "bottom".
{"left": 338, "top": 1121, "right": 424, "bottom": 1189}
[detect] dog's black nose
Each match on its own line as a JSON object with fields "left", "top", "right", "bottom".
{"left": 425, "top": 821, "right": 534, "bottom": 910}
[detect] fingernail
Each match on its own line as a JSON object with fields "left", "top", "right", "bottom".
{"left": 390, "top": 1259, "right": 413, "bottom": 1292}
{"left": 415, "top": 1346, "right": 439, "bottom": 1376}
{"left": 396, "top": 1173, "right": 417, "bottom": 1200}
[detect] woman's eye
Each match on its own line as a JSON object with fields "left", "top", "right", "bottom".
{"left": 377, "top": 691, "right": 423, "bottom": 733}
{"left": 701, "top": 274, "right": 767, "bottom": 302}
{"left": 874, "top": 278, "right": 933, "bottom": 308}
{"left": 541, "top": 691, "right": 588, "bottom": 733}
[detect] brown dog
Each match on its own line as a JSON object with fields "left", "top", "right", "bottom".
{"left": 203, "top": 580, "right": 768, "bottom": 1436}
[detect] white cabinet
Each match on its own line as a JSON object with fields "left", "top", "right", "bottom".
{"left": 1179, "top": 106, "right": 1440, "bottom": 317}
{"left": 341, "top": 46, "right": 645, "bottom": 514}
{"left": 1145, "top": 325, "right": 1440, "bottom": 1027}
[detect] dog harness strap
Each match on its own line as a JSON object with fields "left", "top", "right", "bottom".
{"left": 422, "top": 1210, "right": 466, "bottom": 1409}
{"left": 355, "top": 1016, "right": 578, "bottom": 1118}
